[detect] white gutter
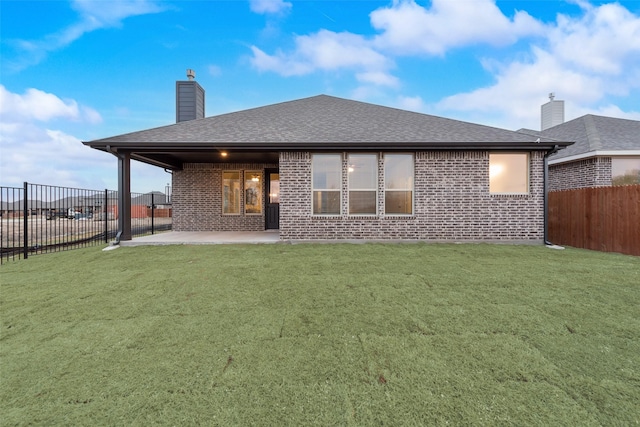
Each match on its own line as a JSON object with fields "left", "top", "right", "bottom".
{"left": 549, "top": 150, "right": 640, "bottom": 165}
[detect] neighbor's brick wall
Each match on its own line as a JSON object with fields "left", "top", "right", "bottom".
{"left": 549, "top": 157, "right": 612, "bottom": 191}
{"left": 279, "top": 151, "right": 545, "bottom": 241}
{"left": 172, "top": 162, "right": 277, "bottom": 231}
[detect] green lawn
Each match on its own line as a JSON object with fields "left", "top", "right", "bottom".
{"left": 1, "top": 244, "right": 638, "bottom": 426}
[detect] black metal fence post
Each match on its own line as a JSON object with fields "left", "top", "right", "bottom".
{"left": 23, "top": 182, "right": 28, "bottom": 259}
{"left": 104, "top": 189, "right": 108, "bottom": 243}
{"left": 1, "top": 183, "right": 172, "bottom": 262}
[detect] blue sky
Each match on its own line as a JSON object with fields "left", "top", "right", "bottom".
{"left": 1, "top": 0, "right": 639, "bottom": 193}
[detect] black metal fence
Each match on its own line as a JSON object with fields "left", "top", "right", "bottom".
{"left": 1, "top": 182, "right": 172, "bottom": 264}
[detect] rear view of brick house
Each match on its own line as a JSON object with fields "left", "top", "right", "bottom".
{"left": 84, "top": 72, "right": 573, "bottom": 243}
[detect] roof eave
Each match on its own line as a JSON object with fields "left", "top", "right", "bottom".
{"left": 84, "top": 140, "right": 573, "bottom": 152}
{"left": 549, "top": 149, "right": 640, "bottom": 165}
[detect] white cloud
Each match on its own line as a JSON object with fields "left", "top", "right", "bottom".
{"left": 250, "top": 46, "right": 313, "bottom": 76}
{"left": 1, "top": 86, "right": 78, "bottom": 122}
{"left": 0, "top": 122, "right": 113, "bottom": 189}
{"left": 246, "top": 0, "right": 638, "bottom": 127}
{"left": 250, "top": 29, "right": 396, "bottom": 85}
{"left": 248, "top": 0, "right": 546, "bottom": 91}
{"left": 0, "top": 86, "right": 110, "bottom": 189}
{"left": 0, "top": 85, "right": 102, "bottom": 123}
{"left": 370, "top": 0, "right": 545, "bottom": 55}
{"left": 5, "top": 0, "right": 166, "bottom": 72}
{"left": 81, "top": 106, "right": 103, "bottom": 124}
{"left": 437, "top": 2, "right": 640, "bottom": 129}
{"left": 356, "top": 71, "right": 399, "bottom": 88}
{"left": 0, "top": 85, "right": 103, "bottom": 124}
{"left": 250, "top": 0, "right": 292, "bottom": 15}
{"left": 439, "top": 48, "right": 604, "bottom": 120}
{"left": 550, "top": 2, "right": 640, "bottom": 75}
{"left": 349, "top": 86, "right": 387, "bottom": 102}
{"left": 396, "top": 95, "right": 426, "bottom": 113}
{"left": 297, "top": 31, "right": 388, "bottom": 70}
{"left": 71, "top": 0, "right": 165, "bottom": 26}
{"left": 0, "top": 85, "right": 169, "bottom": 191}
{"left": 567, "top": 103, "right": 640, "bottom": 121}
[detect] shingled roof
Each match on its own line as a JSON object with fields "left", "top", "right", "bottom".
{"left": 84, "top": 95, "right": 571, "bottom": 169}
{"left": 536, "top": 114, "right": 640, "bottom": 162}
{"left": 89, "top": 95, "right": 568, "bottom": 144}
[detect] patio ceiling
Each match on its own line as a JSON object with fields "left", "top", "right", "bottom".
{"left": 127, "top": 149, "right": 280, "bottom": 170}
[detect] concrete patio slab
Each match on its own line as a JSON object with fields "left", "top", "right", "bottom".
{"left": 115, "top": 231, "right": 545, "bottom": 247}
{"left": 118, "top": 231, "right": 280, "bottom": 246}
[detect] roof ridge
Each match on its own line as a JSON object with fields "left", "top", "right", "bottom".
{"left": 582, "top": 113, "right": 640, "bottom": 123}
{"left": 583, "top": 114, "right": 603, "bottom": 150}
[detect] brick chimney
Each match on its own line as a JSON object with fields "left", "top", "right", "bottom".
{"left": 176, "top": 69, "right": 205, "bottom": 123}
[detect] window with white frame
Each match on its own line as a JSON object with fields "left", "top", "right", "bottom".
{"left": 223, "top": 171, "right": 241, "bottom": 214}
{"left": 348, "top": 154, "right": 377, "bottom": 215}
{"left": 312, "top": 154, "right": 341, "bottom": 215}
{"left": 489, "top": 153, "right": 529, "bottom": 194}
{"left": 384, "top": 154, "right": 413, "bottom": 215}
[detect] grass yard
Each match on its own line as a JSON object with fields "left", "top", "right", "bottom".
{"left": 1, "top": 243, "right": 638, "bottom": 425}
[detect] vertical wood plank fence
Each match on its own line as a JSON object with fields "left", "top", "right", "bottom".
{"left": 548, "top": 185, "right": 640, "bottom": 256}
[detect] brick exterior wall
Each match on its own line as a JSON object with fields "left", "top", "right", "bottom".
{"left": 172, "top": 162, "right": 277, "bottom": 231}
{"left": 279, "top": 151, "right": 545, "bottom": 242}
{"left": 549, "top": 157, "right": 612, "bottom": 191}
{"left": 172, "top": 152, "right": 545, "bottom": 241}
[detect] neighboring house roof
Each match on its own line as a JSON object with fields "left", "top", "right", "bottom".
{"left": 132, "top": 192, "right": 171, "bottom": 205}
{"left": 0, "top": 192, "right": 160, "bottom": 211}
{"left": 1, "top": 200, "right": 71, "bottom": 211}
{"left": 85, "top": 95, "right": 571, "bottom": 170}
{"left": 523, "top": 114, "right": 640, "bottom": 164}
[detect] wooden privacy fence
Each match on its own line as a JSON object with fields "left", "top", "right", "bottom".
{"left": 548, "top": 185, "right": 640, "bottom": 256}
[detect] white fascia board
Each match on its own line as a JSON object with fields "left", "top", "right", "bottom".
{"left": 548, "top": 150, "right": 640, "bottom": 165}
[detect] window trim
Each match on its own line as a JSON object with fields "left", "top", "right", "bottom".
{"left": 311, "top": 153, "right": 342, "bottom": 216}
{"left": 222, "top": 170, "right": 242, "bottom": 215}
{"left": 489, "top": 152, "right": 530, "bottom": 195}
{"left": 348, "top": 153, "right": 378, "bottom": 216}
{"left": 384, "top": 153, "right": 414, "bottom": 216}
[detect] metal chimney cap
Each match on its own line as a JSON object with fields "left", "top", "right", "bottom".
{"left": 186, "top": 69, "right": 195, "bottom": 81}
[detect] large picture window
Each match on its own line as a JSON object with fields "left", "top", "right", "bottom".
{"left": 348, "top": 154, "right": 377, "bottom": 215}
{"left": 223, "top": 171, "right": 241, "bottom": 214}
{"left": 384, "top": 154, "right": 413, "bottom": 215}
{"left": 612, "top": 157, "right": 640, "bottom": 185}
{"left": 490, "top": 153, "right": 529, "bottom": 194}
{"left": 244, "top": 171, "right": 263, "bottom": 214}
{"left": 312, "top": 154, "right": 341, "bottom": 215}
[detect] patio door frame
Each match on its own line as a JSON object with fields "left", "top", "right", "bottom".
{"left": 265, "top": 168, "right": 279, "bottom": 230}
